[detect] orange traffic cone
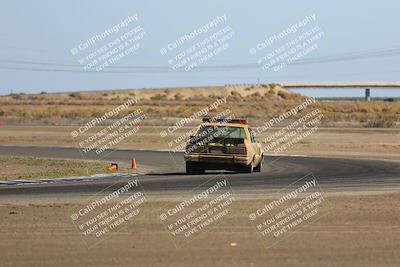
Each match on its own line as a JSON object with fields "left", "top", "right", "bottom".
{"left": 108, "top": 163, "right": 118, "bottom": 172}
{"left": 131, "top": 158, "right": 137, "bottom": 170}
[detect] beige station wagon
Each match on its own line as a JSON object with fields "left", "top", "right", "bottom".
{"left": 184, "top": 118, "right": 263, "bottom": 174}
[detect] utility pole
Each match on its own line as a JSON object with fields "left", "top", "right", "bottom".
{"left": 365, "top": 88, "right": 370, "bottom": 101}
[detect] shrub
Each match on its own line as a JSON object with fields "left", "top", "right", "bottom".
{"left": 150, "top": 94, "right": 166, "bottom": 100}
{"left": 69, "top": 92, "right": 84, "bottom": 99}
{"left": 174, "top": 93, "right": 183, "bottom": 100}
{"left": 230, "top": 90, "right": 240, "bottom": 96}
{"left": 368, "top": 116, "right": 396, "bottom": 128}
{"left": 10, "top": 93, "right": 22, "bottom": 100}
{"left": 277, "top": 90, "right": 290, "bottom": 99}
{"left": 251, "top": 92, "right": 261, "bottom": 97}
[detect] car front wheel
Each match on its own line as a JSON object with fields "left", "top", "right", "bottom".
{"left": 254, "top": 157, "right": 263, "bottom": 172}
{"left": 240, "top": 161, "right": 253, "bottom": 173}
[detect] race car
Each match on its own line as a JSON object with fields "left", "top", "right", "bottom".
{"left": 184, "top": 118, "right": 263, "bottom": 174}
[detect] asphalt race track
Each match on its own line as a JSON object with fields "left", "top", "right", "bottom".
{"left": 0, "top": 145, "right": 399, "bottom": 197}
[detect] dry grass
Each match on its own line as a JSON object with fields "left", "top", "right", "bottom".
{"left": 0, "top": 84, "right": 399, "bottom": 127}
{"left": 0, "top": 155, "right": 107, "bottom": 180}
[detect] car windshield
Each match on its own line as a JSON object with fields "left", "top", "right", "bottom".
{"left": 193, "top": 125, "right": 246, "bottom": 145}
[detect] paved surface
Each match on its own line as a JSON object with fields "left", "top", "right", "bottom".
{"left": 0, "top": 145, "right": 399, "bottom": 197}
{"left": 1, "top": 146, "right": 400, "bottom": 267}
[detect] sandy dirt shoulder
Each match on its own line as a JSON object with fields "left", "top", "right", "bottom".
{"left": 1, "top": 192, "right": 399, "bottom": 267}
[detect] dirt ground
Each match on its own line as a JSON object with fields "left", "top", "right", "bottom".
{"left": 1, "top": 192, "right": 399, "bottom": 267}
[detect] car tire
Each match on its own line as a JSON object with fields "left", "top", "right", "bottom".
{"left": 243, "top": 161, "right": 253, "bottom": 173}
{"left": 186, "top": 162, "right": 204, "bottom": 175}
{"left": 254, "top": 157, "right": 263, "bottom": 172}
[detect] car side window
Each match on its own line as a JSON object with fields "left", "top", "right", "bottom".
{"left": 249, "top": 128, "right": 256, "bottom": 143}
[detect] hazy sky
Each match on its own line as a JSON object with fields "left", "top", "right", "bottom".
{"left": 0, "top": 0, "right": 399, "bottom": 96}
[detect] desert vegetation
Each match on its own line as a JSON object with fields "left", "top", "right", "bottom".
{"left": 0, "top": 84, "right": 399, "bottom": 127}
{"left": 0, "top": 155, "right": 106, "bottom": 180}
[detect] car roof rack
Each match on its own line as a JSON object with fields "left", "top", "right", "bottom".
{"left": 202, "top": 118, "right": 247, "bottom": 124}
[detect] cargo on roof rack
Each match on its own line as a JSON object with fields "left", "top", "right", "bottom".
{"left": 202, "top": 118, "right": 248, "bottom": 124}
